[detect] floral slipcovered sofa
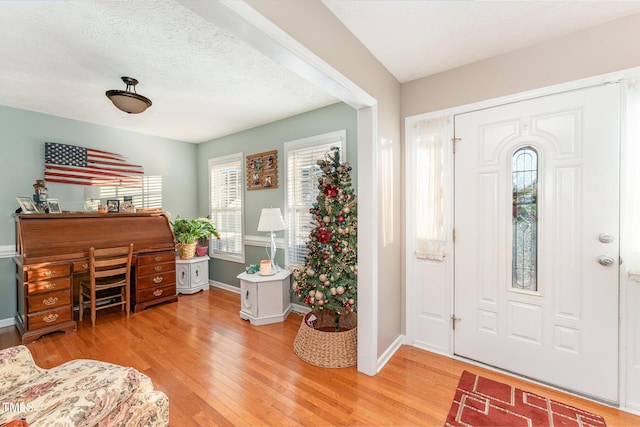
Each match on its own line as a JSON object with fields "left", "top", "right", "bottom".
{"left": 0, "top": 346, "right": 168, "bottom": 426}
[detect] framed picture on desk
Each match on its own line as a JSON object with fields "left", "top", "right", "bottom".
{"left": 16, "top": 196, "right": 39, "bottom": 214}
{"left": 47, "top": 198, "right": 62, "bottom": 213}
{"left": 107, "top": 199, "right": 120, "bottom": 213}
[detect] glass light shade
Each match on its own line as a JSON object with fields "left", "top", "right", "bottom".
{"left": 257, "top": 208, "right": 286, "bottom": 232}
{"left": 105, "top": 77, "right": 152, "bottom": 114}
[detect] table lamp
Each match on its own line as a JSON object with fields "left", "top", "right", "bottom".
{"left": 257, "top": 207, "right": 286, "bottom": 273}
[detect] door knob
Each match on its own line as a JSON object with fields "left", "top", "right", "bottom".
{"left": 599, "top": 233, "right": 615, "bottom": 244}
{"left": 597, "top": 255, "right": 615, "bottom": 266}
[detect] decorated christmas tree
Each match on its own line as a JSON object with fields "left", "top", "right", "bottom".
{"left": 292, "top": 147, "right": 357, "bottom": 331}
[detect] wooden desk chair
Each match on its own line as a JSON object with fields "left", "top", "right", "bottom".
{"left": 79, "top": 244, "right": 134, "bottom": 327}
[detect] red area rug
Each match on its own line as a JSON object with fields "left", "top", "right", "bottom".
{"left": 445, "top": 371, "right": 606, "bottom": 427}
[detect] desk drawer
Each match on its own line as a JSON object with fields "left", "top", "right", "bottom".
{"left": 138, "top": 262, "right": 175, "bottom": 276}
{"left": 28, "top": 290, "right": 70, "bottom": 312}
{"left": 28, "top": 306, "right": 72, "bottom": 330}
{"left": 27, "top": 278, "right": 71, "bottom": 295}
{"left": 26, "top": 264, "right": 70, "bottom": 282}
{"left": 137, "top": 271, "right": 176, "bottom": 290}
{"left": 72, "top": 260, "right": 90, "bottom": 274}
{"left": 136, "top": 284, "right": 176, "bottom": 303}
{"left": 138, "top": 251, "right": 175, "bottom": 266}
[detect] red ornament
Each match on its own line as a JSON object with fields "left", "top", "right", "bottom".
{"left": 317, "top": 229, "right": 331, "bottom": 243}
{"left": 324, "top": 185, "right": 339, "bottom": 198}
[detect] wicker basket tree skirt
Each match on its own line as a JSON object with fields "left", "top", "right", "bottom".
{"left": 294, "top": 312, "right": 357, "bottom": 368}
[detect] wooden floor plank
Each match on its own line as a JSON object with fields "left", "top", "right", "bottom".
{"left": 2, "top": 288, "right": 639, "bottom": 426}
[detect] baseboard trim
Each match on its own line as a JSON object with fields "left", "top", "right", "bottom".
{"left": 0, "top": 317, "right": 16, "bottom": 328}
{"left": 377, "top": 334, "right": 405, "bottom": 373}
{"left": 290, "top": 303, "right": 311, "bottom": 315}
{"left": 210, "top": 280, "right": 240, "bottom": 294}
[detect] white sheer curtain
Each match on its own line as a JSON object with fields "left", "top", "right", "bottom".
{"left": 413, "top": 116, "right": 451, "bottom": 261}
{"left": 626, "top": 79, "right": 640, "bottom": 281}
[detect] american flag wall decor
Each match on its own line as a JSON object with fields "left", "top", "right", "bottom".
{"left": 44, "top": 142, "right": 144, "bottom": 186}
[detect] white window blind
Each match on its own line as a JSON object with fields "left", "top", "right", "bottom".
{"left": 98, "top": 175, "right": 162, "bottom": 209}
{"left": 285, "top": 131, "right": 346, "bottom": 266}
{"left": 209, "top": 153, "right": 244, "bottom": 262}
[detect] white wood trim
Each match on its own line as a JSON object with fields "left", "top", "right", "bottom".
{"left": 405, "top": 65, "right": 640, "bottom": 413}
{"left": 291, "top": 303, "right": 311, "bottom": 315}
{"left": 209, "top": 280, "right": 240, "bottom": 294}
{"left": 244, "top": 234, "right": 285, "bottom": 249}
{"left": 177, "top": 0, "right": 379, "bottom": 378}
{"left": 178, "top": 1, "right": 376, "bottom": 109}
{"left": 377, "top": 335, "right": 405, "bottom": 373}
{"left": 405, "top": 67, "right": 640, "bottom": 124}
{"left": 0, "top": 245, "right": 15, "bottom": 258}
{"left": 0, "top": 317, "right": 15, "bottom": 328}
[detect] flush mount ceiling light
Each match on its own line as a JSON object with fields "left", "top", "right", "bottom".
{"left": 105, "top": 76, "right": 152, "bottom": 114}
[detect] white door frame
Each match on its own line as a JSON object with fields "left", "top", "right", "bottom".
{"left": 178, "top": 0, "right": 380, "bottom": 376}
{"left": 405, "top": 66, "right": 640, "bottom": 410}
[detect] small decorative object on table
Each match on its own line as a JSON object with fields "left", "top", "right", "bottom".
{"left": 47, "top": 198, "right": 62, "bottom": 213}
{"left": 16, "top": 197, "right": 39, "bottom": 214}
{"left": 32, "top": 179, "right": 48, "bottom": 213}
{"left": 107, "top": 199, "right": 120, "bottom": 213}
{"left": 259, "top": 260, "right": 272, "bottom": 275}
{"left": 246, "top": 264, "right": 259, "bottom": 274}
{"left": 120, "top": 196, "right": 135, "bottom": 213}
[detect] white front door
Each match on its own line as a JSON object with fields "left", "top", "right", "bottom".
{"left": 454, "top": 84, "right": 620, "bottom": 403}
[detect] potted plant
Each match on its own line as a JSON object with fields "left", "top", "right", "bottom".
{"left": 171, "top": 217, "right": 199, "bottom": 259}
{"left": 194, "top": 217, "right": 220, "bottom": 257}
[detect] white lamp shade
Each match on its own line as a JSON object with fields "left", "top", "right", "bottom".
{"left": 257, "top": 208, "right": 286, "bottom": 232}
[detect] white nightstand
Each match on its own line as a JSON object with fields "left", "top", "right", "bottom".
{"left": 176, "top": 256, "right": 210, "bottom": 294}
{"left": 237, "top": 269, "right": 292, "bottom": 325}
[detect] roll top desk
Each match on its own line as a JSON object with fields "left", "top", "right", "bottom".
{"left": 14, "top": 212, "right": 178, "bottom": 343}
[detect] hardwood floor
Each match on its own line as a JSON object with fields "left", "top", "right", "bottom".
{"left": 2, "top": 288, "right": 640, "bottom": 426}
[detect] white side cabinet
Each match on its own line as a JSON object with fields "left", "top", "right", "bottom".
{"left": 176, "top": 256, "right": 210, "bottom": 294}
{"left": 237, "top": 270, "right": 292, "bottom": 325}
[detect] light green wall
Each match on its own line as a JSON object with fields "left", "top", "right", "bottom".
{"left": 196, "top": 102, "right": 357, "bottom": 288}
{"left": 0, "top": 105, "right": 198, "bottom": 321}
{"left": 0, "top": 102, "right": 356, "bottom": 322}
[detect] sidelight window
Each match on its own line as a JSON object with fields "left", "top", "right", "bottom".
{"left": 512, "top": 147, "right": 538, "bottom": 291}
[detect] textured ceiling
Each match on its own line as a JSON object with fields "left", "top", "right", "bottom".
{"left": 323, "top": 0, "right": 640, "bottom": 83}
{"left": 0, "top": 1, "right": 337, "bottom": 143}
{"left": 3, "top": 1, "right": 640, "bottom": 144}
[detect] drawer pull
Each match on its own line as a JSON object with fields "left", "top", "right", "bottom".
{"left": 43, "top": 283, "right": 57, "bottom": 290}
{"left": 153, "top": 289, "right": 163, "bottom": 297}
{"left": 43, "top": 313, "right": 59, "bottom": 323}
{"left": 153, "top": 276, "right": 163, "bottom": 284}
{"left": 43, "top": 297, "right": 58, "bottom": 306}
{"left": 82, "top": 264, "right": 88, "bottom": 270}
{"left": 154, "top": 256, "right": 162, "bottom": 262}
{"left": 43, "top": 271, "right": 55, "bottom": 277}
{"left": 154, "top": 266, "right": 162, "bottom": 271}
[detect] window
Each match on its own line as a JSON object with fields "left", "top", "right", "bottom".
{"left": 209, "top": 153, "right": 244, "bottom": 262}
{"left": 512, "top": 147, "right": 538, "bottom": 291}
{"left": 284, "top": 130, "right": 346, "bottom": 265}
{"left": 98, "top": 175, "right": 162, "bottom": 209}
